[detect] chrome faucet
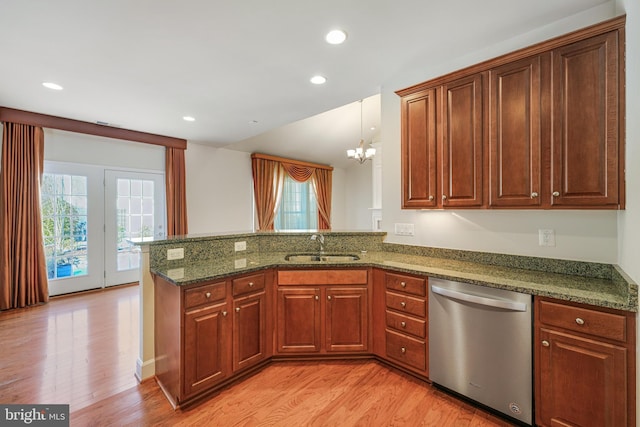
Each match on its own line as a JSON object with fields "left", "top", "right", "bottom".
{"left": 310, "top": 233, "right": 325, "bottom": 253}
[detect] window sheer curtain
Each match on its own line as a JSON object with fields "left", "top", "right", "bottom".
{"left": 251, "top": 153, "right": 332, "bottom": 231}
{"left": 165, "top": 147, "right": 188, "bottom": 236}
{"left": 0, "top": 122, "right": 49, "bottom": 310}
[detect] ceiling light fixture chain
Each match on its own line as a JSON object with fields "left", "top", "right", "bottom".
{"left": 346, "top": 99, "right": 376, "bottom": 164}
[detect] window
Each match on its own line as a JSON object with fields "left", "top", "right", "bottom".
{"left": 274, "top": 174, "right": 318, "bottom": 230}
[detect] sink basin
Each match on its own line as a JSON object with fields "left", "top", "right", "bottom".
{"left": 285, "top": 253, "right": 360, "bottom": 262}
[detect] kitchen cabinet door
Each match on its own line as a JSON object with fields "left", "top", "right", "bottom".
{"left": 441, "top": 74, "right": 484, "bottom": 208}
{"left": 488, "top": 55, "right": 543, "bottom": 207}
{"left": 326, "top": 287, "right": 368, "bottom": 352}
{"left": 277, "top": 287, "right": 321, "bottom": 353}
{"left": 537, "top": 328, "right": 628, "bottom": 427}
{"left": 184, "top": 301, "right": 230, "bottom": 397}
{"left": 233, "top": 292, "right": 267, "bottom": 372}
{"left": 401, "top": 88, "right": 438, "bottom": 208}
{"left": 551, "top": 31, "right": 620, "bottom": 208}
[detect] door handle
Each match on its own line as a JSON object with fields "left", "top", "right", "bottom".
{"left": 431, "top": 285, "right": 527, "bottom": 312}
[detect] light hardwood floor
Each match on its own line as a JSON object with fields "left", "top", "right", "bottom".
{"left": 0, "top": 285, "right": 515, "bottom": 426}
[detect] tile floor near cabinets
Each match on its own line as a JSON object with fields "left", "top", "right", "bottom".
{"left": 0, "top": 285, "right": 513, "bottom": 426}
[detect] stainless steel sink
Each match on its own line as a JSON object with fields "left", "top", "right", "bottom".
{"left": 285, "top": 253, "right": 360, "bottom": 262}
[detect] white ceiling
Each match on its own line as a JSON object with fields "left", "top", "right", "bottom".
{"left": 0, "top": 0, "right": 610, "bottom": 169}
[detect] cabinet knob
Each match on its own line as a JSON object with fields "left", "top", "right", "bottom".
{"left": 235, "top": 307, "right": 240, "bottom": 313}
{"left": 205, "top": 292, "right": 211, "bottom": 298}
{"left": 531, "top": 192, "right": 539, "bottom": 198}
{"left": 400, "top": 302, "right": 406, "bottom": 308}
{"left": 222, "top": 311, "right": 227, "bottom": 317}
{"left": 428, "top": 195, "right": 434, "bottom": 201}
{"left": 401, "top": 347, "right": 406, "bottom": 354}
{"left": 315, "top": 295, "right": 319, "bottom": 301}
{"left": 575, "top": 317, "right": 585, "bottom": 325}
{"left": 248, "top": 282, "right": 254, "bottom": 287}
{"left": 400, "top": 281, "right": 406, "bottom": 288}
{"left": 327, "top": 295, "right": 332, "bottom": 300}
{"left": 552, "top": 191, "right": 560, "bottom": 197}
{"left": 401, "top": 321, "right": 406, "bottom": 328}
{"left": 542, "top": 340, "right": 550, "bottom": 347}
{"left": 442, "top": 195, "right": 447, "bottom": 201}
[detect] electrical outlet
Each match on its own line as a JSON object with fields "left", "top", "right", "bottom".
{"left": 167, "top": 247, "right": 184, "bottom": 260}
{"left": 234, "top": 258, "right": 247, "bottom": 269}
{"left": 167, "top": 267, "right": 184, "bottom": 280}
{"left": 538, "top": 229, "right": 556, "bottom": 247}
{"left": 394, "top": 223, "right": 415, "bottom": 236}
{"left": 234, "top": 241, "right": 247, "bottom": 251}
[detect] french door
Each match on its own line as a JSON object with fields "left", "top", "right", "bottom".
{"left": 42, "top": 162, "right": 165, "bottom": 296}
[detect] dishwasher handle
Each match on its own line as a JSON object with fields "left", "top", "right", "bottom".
{"left": 431, "top": 285, "right": 527, "bottom": 312}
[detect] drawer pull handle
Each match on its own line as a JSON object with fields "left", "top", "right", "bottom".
{"left": 552, "top": 191, "right": 560, "bottom": 197}
{"left": 327, "top": 295, "right": 332, "bottom": 300}
{"left": 400, "top": 302, "right": 406, "bottom": 308}
{"left": 249, "top": 282, "right": 254, "bottom": 287}
{"left": 222, "top": 311, "right": 228, "bottom": 317}
{"left": 401, "top": 321, "right": 406, "bottom": 328}
{"left": 235, "top": 307, "right": 240, "bottom": 313}
{"left": 575, "top": 317, "right": 585, "bottom": 325}
{"left": 401, "top": 347, "right": 406, "bottom": 354}
{"left": 205, "top": 292, "right": 211, "bottom": 298}
{"left": 315, "top": 295, "right": 319, "bottom": 301}
{"left": 400, "top": 281, "right": 406, "bottom": 288}
{"left": 542, "top": 340, "right": 550, "bottom": 347}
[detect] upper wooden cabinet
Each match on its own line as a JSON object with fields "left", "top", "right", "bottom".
{"left": 488, "top": 55, "right": 544, "bottom": 207}
{"left": 551, "top": 31, "right": 620, "bottom": 207}
{"left": 398, "top": 16, "right": 625, "bottom": 210}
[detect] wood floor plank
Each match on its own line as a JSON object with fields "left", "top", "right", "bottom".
{"left": 1, "top": 285, "right": 517, "bottom": 426}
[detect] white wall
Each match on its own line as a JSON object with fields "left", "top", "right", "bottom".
{"left": 616, "top": 0, "right": 640, "bottom": 283}
{"left": 343, "top": 162, "right": 374, "bottom": 230}
{"left": 185, "top": 143, "right": 254, "bottom": 234}
{"left": 380, "top": 3, "right": 622, "bottom": 263}
{"left": 43, "top": 129, "right": 165, "bottom": 171}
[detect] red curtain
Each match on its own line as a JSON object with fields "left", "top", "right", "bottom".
{"left": 312, "top": 168, "right": 332, "bottom": 230}
{"left": 252, "top": 153, "right": 332, "bottom": 231}
{"left": 251, "top": 156, "right": 284, "bottom": 230}
{"left": 0, "top": 122, "right": 49, "bottom": 310}
{"left": 165, "top": 147, "right": 188, "bottom": 236}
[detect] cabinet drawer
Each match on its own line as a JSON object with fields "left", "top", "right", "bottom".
{"left": 232, "top": 273, "right": 265, "bottom": 296}
{"left": 385, "top": 291, "right": 426, "bottom": 318}
{"left": 184, "top": 281, "right": 226, "bottom": 309}
{"left": 385, "top": 272, "right": 426, "bottom": 297}
{"left": 385, "top": 329, "right": 426, "bottom": 372}
{"left": 538, "top": 300, "right": 627, "bottom": 342}
{"left": 386, "top": 310, "right": 426, "bottom": 338}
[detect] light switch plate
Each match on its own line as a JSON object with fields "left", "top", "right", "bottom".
{"left": 235, "top": 241, "right": 247, "bottom": 251}
{"left": 538, "top": 229, "right": 556, "bottom": 247}
{"left": 394, "top": 223, "right": 415, "bottom": 236}
{"left": 167, "top": 247, "right": 184, "bottom": 260}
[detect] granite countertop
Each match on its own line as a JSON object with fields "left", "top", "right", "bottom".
{"left": 151, "top": 250, "right": 637, "bottom": 312}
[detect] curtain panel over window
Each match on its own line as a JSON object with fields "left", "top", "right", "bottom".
{"left": 251, "top": 153, "right": 333, "bottom": 231}
{"left": 0, "top": 122, "right": 49, "bottom": 310}
{"left": 165, "top": 147, "right": 188, "bottom": 236}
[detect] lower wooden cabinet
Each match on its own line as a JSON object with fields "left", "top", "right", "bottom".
{"left": 276, "top": 269, "right": 369, "bottom": 355}
{"left": 184, "top": 300, "right": 230, "bottom": 396}
{"left": 535, "top": 297, "right": 636, "bottom": 427}
{"left": 154, "top": 270, "right": 272, "bottom": 407}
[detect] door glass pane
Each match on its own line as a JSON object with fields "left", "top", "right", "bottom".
{"left": 41, "top": 173, "right": 89, "bottom": 280}
{"left": 116, "top": 178, "right": 155, "bottom": 272}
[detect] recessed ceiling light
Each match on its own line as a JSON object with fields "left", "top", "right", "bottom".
{"left": 42, "top": 82, "right": 63, "bottom": 90}
{"left": 325, "top": 29, "right": 347, "bottom": 45}
{"left": 183, "top": 116, "right": 195, "bottom": 122}
{"left": 310, "top": 75, "right": 327, "bottom": 85}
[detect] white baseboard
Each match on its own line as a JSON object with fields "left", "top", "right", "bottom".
{"left": 135, "top": 357, "right": 156, "bottom": 382}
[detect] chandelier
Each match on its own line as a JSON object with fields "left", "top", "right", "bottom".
{"left": 346, "top": 100, "right": 376, "bottom": 163}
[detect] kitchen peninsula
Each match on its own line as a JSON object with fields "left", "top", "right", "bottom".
{"left": 134, "top": 231, "right": 637, "bottom": 425}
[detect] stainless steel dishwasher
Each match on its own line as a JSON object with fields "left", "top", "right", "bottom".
{"left": 429, "top": 277, "right": 532, "bottom": 425}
